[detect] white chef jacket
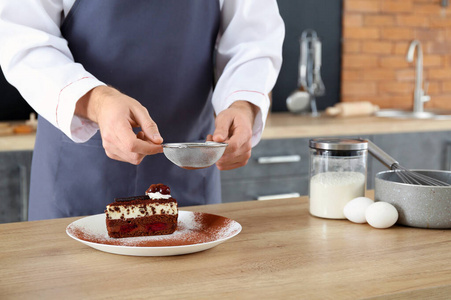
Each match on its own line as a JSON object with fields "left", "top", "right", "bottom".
{"left": 0, "top": 0, "right": 284, "bottom": 146}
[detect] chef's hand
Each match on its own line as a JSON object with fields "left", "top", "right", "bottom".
{"left": 75, "top": 86, "right": 163, "bottom": 165}
{"left": 207, "top": 101, "right": 259, "bottom": 171}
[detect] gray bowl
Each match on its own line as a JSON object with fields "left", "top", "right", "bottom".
{"left": 374, "top": 170, "right": 451, "bottom": 229}
{"left": 162, "top": 142, "right": 227, "bottom": 170}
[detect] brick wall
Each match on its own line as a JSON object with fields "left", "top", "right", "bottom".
{"left": 342, "top": 0, "right": 451, "bottom": 110}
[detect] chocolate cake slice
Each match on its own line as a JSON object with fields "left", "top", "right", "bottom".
{"left": 105, "top": 184, "right": 178, "bottom": 238}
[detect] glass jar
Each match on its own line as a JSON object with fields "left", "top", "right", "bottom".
{"left": 309, "top": 138, "right": 368, "bottom": 219}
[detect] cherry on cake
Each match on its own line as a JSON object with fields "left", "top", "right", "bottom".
{"left": 105, "top": 184, "right": 178, "bottom": 238}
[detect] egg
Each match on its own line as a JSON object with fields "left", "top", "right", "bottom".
{"left": 343, "top": 197, "right": 374, "bottom": 223}
{"left": 365, "top": 202, "right": 398, "bottom": 229}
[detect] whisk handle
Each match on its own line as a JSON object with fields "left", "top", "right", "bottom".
{"left": 367, "top": 140, "right": 399, "bottom": 170}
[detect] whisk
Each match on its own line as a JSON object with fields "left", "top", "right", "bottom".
{"left": 367, "top": 140, "right": 450, "bottom": 186}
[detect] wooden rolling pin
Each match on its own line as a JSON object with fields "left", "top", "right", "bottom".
{"left": 325, "top": 101, "right": 379, "bottom": 117}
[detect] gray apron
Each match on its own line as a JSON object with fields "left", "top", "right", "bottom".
{"left": 28, "top": 0, "right": 221, "bottom": 220}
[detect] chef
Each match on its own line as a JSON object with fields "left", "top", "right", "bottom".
{"left": 0, "top": 0, "right": 284, "bottom": 220}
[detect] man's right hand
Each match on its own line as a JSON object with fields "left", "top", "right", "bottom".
{"left": 75, "top": 86, "right": 163, "bottom": 165}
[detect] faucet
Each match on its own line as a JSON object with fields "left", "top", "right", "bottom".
{"left": 406, "top": 40, "right": 430, "bottom": 114}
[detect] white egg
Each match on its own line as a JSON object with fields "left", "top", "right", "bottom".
{"left": 365, "top": 202, "right": 398, "bottom": 229}
{"left": 343, "top": 197, "right": 374, "bottom": 223}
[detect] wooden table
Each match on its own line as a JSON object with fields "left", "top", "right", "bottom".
{"left": 1, "top": 194, "right": 450, "bottom": 299}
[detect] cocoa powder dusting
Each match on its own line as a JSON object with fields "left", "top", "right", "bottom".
{"left": 67, "top": 212, "right": 240, "bottom": 248}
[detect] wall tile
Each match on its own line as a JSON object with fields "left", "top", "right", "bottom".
{"left": 364, "top": 15, "right": 396, "bottom": 27}
{"left": 423, "top": 55, "right": 444, "bottom": 67}
{"left": 379, "top": 81, "right": 415, "bottom": 94}
{"left": 342, "top": 54, "right": 379, "bottom": 69}
{"left": 344, "top": 14, "right": 364, "bottom": 27}
{"left": 342, "top": 82, "right": 377, "bottom": 96}
{"left": 381, "top": 0, "right": 414, "bottom": 13}
{"left": 393, "top": 42, "right": 410, "bottom": 55}
{"left": 415, "top": 29, "right": 446, "bottom": 43}
{"left": 379, "top": 56, "right": 411, "bottom": 68}
{"left": 342, "top": 40, "right": 362, "bottom": 54}
{"left": 427, "top": 81, "right": 442, "bottom": 95}
{"left": 425, "top": 41, "right": 451, "bottom": 54}
{"left": 361, "top": 41, "right": 394, "bottom": 54}
{"left": 345, "top": 0, "right": 380, "bottom": 13}
{"left": 429, "top": 16, "right": 451, "bottom": 28}
{"left": 396, "top": 15, "right": 430, "bottom": 27}
{"left": 442, "top": 81, "right": 451, "bottom": 93}
{"left": 362, "top": 69, "right": 397, "bottom": 80}
{"left": 427, "top": 95, "right": 451, "bottom": 108}
{"left": 343, "top": 27, "right": 380, "bottom": 39}
{"left": 342, "top": 70, "right": 362, "bottom": 81}
{"left": 413, "top": 3, "right": 446, "bottom": 14}
{"left": 380, "top": 27, "right": 415, "bottom": 40}
{"left": 396, "top": 69, "right": 416, "bottom": 81}
{"left": 427, "top": 69, "right": 451, "bottom": 80}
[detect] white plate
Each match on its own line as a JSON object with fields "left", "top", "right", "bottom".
{"left": 66, "top": 211, "right": 241, "bottom": 256}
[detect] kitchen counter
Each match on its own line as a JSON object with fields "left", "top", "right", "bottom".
{"left": 262, "top": 112, "right": 451, "bottom": 139}
{"left": 3, "top": 112, "right": 451, "bottom": 151}
{"left": 0, "top": 133, "right": 36, "bottom": 152}
{"left": 1, "top": 192, "right": 450, "bottom": 299}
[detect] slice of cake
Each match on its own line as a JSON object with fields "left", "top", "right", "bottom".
{"left": 105, "top": 183, "right": 178, "bottom": 238}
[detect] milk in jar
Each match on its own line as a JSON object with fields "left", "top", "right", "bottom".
{"left": 308, "top": 138, "right": 368, "bottom": 219}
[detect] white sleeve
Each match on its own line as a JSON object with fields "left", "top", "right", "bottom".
{"left": 0, "top": 0, "right": 104, "bottom": 143}
{"left": 214, "top": 0, "right": 284, "bottom": 147}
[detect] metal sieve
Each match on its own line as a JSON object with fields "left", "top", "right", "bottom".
{"left": 162, "top": 142, "right": 228, "bottom": 169}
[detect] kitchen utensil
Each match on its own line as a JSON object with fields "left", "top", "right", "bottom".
{"left": 286, "top": 90, "right": 310, "bottom": 113}
{"left": 375, "top": 170, "right": 451, "bottom": 229}
{"left": 312, "top": 38, "right": 325, "bottom": 97}
{"left": 368, "top": 139, "right": 450, "bottom": 186}
{"left": 287, "top": 29, "right": 325, "bottom": 116}
{"left": 325, "top": 101, "right": 380, "bottom": 117}
{"left": 162, "top": 142, "right": 227, "bottom": 169}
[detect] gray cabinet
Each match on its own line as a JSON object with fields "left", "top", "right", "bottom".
{"left": 0, "top": 151, "right": 32, "bottom": 223}
{"left": 221, "top": 138, "right": 310, "bottom": 202}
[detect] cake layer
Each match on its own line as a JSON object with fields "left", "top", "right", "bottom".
{"left": 106, "top": 195, "right": 177, "bottom": 220}
{"left": 106, "top": 214, "right": 178, "bottom": 238}
{"left": 106, "top": 202, "right": 177, "bottom": 220}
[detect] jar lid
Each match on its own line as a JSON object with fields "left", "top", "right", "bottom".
{"left": 309, "top": 138, "right": 368, "bottom": 151}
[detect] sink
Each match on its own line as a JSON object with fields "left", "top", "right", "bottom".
{"left": 376, "top": 40, "right": 451, "bottom": 121}
{"left": 374, "top": 40, "right": 451, "bottom": 121}
{"left": 375, "top": 109, "right": 451, "bottom": 120}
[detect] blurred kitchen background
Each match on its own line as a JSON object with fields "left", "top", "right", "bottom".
{"left": 2, "top": 0, "right": 451, "bottom": 223}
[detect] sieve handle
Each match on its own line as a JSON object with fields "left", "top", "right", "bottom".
{"left": 367, "top": 140, "right": 399, "bottom": 170}
{"left": 257, "top": 193, "right": 301, "bottom": 201}
{"left": 257, "top": 155, "right": 301, "bottom": 164}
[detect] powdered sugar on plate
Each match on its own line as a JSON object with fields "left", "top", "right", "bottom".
{"left": 66, "top": 211, "right": 242, "bottom": 249}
